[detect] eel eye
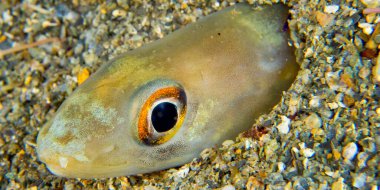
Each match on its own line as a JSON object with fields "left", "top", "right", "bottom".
{"left": 138, "top": 87, "right": 186, "bottom": 145}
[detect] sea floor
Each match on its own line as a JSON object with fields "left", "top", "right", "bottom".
{"left": 0, "top": 0, "right": 379, "bottom": 189}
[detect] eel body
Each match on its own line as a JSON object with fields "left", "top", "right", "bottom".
{"left": 37, "top": 4, "right": 299, "bottom": 178}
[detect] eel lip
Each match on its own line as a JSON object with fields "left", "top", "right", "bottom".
{"left": 39, "top": 154, "right": 102, "bottom": 178}
{"left": 37, "top": 145, "right": 140, "bottom": 178}
{"left": 42, "top": 158, "right": 140, "bottom": 179}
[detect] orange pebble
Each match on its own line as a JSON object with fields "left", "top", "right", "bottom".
{"left": 77, "top": 68, "right": 90, "bottom": 85}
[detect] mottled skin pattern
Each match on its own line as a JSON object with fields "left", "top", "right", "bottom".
{"left": 37, "top": 4, "right": 299, "bottom": 178}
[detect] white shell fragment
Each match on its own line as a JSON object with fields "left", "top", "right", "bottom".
{"left": 302, "top": 148, "right": 316, "bottom": 158}
{"left": 342, "top": 142, "right": 358, "bottom": 160}
{"left": 324, "top": 5, "right": 339, "bottom": 14}
{"left": 276, "top": 115, "right": 291, "bottom": 134}
{"left": 358, "top": 22, "right": 374, "bottom": 35}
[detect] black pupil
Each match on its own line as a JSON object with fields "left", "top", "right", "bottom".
{"left": 151, "top": 102, "right": 178, "bottom": 132}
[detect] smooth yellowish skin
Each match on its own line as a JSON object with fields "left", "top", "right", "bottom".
{"left": 37, "top": 4, "right": 299, "bottom": 178}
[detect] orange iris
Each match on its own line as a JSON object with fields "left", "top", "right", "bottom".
{"left": 138, "top": 86, "right": 186, "bottom": 145}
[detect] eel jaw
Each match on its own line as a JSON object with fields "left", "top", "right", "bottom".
{"left": 35, "top": 92, "right": 138, "bottom": 178}
{"left": 37, "top": 123, "right": 140, "bottom": 178}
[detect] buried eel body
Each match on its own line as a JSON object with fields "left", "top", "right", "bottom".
{"left": 37, "top": 4, "right": 299, "bottom": 178}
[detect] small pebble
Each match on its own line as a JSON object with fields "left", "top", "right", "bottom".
{"left": 77, "top": 68, "right": 90, "bottom": 85}
{"left": 64, "top": 182, "right": 75, "bottom": 190}
{"left": 221, "top": 185, "right": 235, "bottom": 190}
{"left": 332, "top": 178, "right": 347, "bottom": 190}
{"left": 200, "top": 148, "right": 212, "bottom": 160}
{"left": 360, "top": 0, "right": 380, "bottom": 7}
{"left": 327, "top": 102, "right": 339, "bottom": 109}
{"left": 358, "top": 22, "right": 374, "bottom": 35}
{"left": 222, "top": 140, "right": 234, "bottom": 147}
{"left": 112, "top": 9, "right": 127, "bottom": 18}
{"left": 277, "top": 162, "right": 286, "bottom": 172}
{"left": 74, "top": 43, "right": 84, "bottom": 55}
{"left": 325, "top": 171, "right": 335, "bottom": 177}
{"left": 333, "top": 149, "right": 341, "bottom": 160}
{"left": 325, "top": 71, "right": 341, "bottom": 91}
{"left": 246, "top": 176, "right": 264, "bottom": 189}
{"left": 302, "top": 158, "right": 309, "bottom": 168}
{"left": 342, "top": 142, "right": 358, "bottom": 160}
{"left": 244, "top": 139, "right": 252, "bottom": 150}
{"left": 309, "top": 96, "right": 321, "bottom": 108}
{"left": 293, "top": 177, "right": 309, "bottom": 189}
{"left": 65, "top": 11, "right": 80, "bottom": 24}
{"left": 373, "top": 55, "right": 380, "bottom": 83}
{"left": 304, "top": 47, "right": 313, "bottom": 57}
{"left": 311, "top": 127, "right": 325, "bottom": 141}
{"left": 324, "top": 5, "right": 339, "bottom": 14}
{"left": 373, "top": 34, "right": 380, "bottom": 44}
{"left": 304, "top": 113, "right": 322, "bottom": 129}
{"left": 315, "top": 11, "right": 335, "bottom": 27}
{"left": 292, "top": 147, "right": 300, "bottom": 154}
{"left": 352, "top": 173, "right": 366, "bottom": 188}
{"left": 357, "top": 152, "right": 369, "bottom": 169}
{"left": 144, "top": 185, "right": 157, "bottom": 190}
{"left": 359, "top": 67, "right": 370, "bottom": 79}
{"left": 82, "top": 52, "right": 99, "bottom": 66}
{"left": 2, "top": 10, "right": 13, "bottom": 25}
{"left": 288, "top": 95, "right": 299, "bottom": 116}
{"left": 56, "top": 4, "right": 80, "bottom": 24}
{"left": 0, "top": 137, "right": 4, "bottom": 147}
{"left": 299, "top": 142, "right": 306, "bottom": 150}
{"left": 360, "top": 137, "right": 376, "bottom": 153}
{"left": 276, "top": 116, "right": 290, "bottom": 134}
{"left": 302, "top": 148, "right": 315, "bottom": 158}
{"left": 175, "top": 167, "right": 189, "bottom": 178}
{"left": 343, "top": 95, "right": 355, "bottom": 107}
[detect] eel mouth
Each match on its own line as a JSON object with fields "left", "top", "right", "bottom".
{"left": 40, "top": 153, "right": 139, "bottom": 179}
